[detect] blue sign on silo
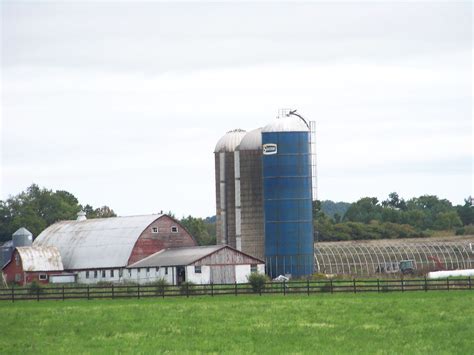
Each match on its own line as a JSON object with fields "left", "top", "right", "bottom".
{"left": 262, "top": 114, "right": 314, "bottom": 278}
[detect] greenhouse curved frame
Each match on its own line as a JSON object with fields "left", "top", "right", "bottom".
{"left": 314, "top": 236, "right": 474, "bottom": 276}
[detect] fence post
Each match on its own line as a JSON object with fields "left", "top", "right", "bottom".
{"left": 234, "top": 282, "right": 237, "bottom": 296}
{"left": 447, "top": 278, "right": 449, "bottom": 291}
{"left": 469, "top": 276, "right": 472, "bottom": 290}
{"left": 186, "top": 283, "right": 189, "bottom": 298}
{"left": 330, "top": 279, "right": 333, "bottom": 294}
{"left": 112, "top": 285, "right": 114, "bottom": 299}
{"left": 62, "top": 286, "right": 65, "bottom": 301}
{"left": 283, "top": 281, "right": 286, "bottom": 296}
{"left": 424, "top": 277, "right": 428, "bottom": 292}
{"left": 37, "top": 287, "right": 40, "bottom": 302}
{"left": 377, "top": 279, "right": 380, "bottom": 293}
{"left": 401, "top": 279, "right": 404, "bottom": 293}
{"left": 353, "top": 279, "right": 356, "bottom": 294}
{"left": 307, "top": 279, "right": 310, "bottom": 296}
{"left": 11, "top": 287, "right": 14, "bottom": 303}
{"left": 211, "top": 283, "right": 214, "bottom": 297}
{"left": 87, "top": 286, "right": 90, "bottom": 300}
{"left": 138, "top": 284, "right": 140, "bottom": 299}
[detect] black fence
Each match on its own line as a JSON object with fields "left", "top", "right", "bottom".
{"left": 0, "top": 277, "right": 472, "bottom": 302}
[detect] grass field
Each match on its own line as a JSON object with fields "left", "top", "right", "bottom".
{"left": 1, "top": 291, "right": 472, "bottom": 354}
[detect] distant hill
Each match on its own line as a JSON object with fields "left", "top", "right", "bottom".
{"left": 320, "top": 200, "right": 351, "bottom": 219}
{"left": 204, "top": 200, "right": 350, "bottom": 223}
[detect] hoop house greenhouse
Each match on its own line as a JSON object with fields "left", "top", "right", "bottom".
{"left": 314, "top": 236, "right": 474, "bottom": 277}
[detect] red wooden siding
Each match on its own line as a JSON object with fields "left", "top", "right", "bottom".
{"left": 127, "top": 215, "right": 197, "bottom": 265}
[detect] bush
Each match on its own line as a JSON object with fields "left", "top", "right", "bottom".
{"left": 28, "top": 281, "right": 44, "bottom": 295}
{"left": 152, "top": 278, "right": 169, "bottom": 295}
{"left": 247, "top": 273, "right": 268, "bottom": 293}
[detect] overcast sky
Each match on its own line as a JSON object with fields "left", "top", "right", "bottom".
{"left": 1, "top": 1, "right": 472, "bottom": 218}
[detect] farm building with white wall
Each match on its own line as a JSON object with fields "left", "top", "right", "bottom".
{"left": 127, "top": 245, "right": 265, "bottom": 285}
{"left": 32, "top": 213, "right": 198, "bottom": 284}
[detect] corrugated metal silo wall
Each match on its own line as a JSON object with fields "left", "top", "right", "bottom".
{"left": 214, "top": 152, "right": 237, "bottom": 248}
{"left": 262, "top": 131, "right": 314, "bottom": 278}
{"left": 239, "top": 150, "right": 264, "bottom": 260}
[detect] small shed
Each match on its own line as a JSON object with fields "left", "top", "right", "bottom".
{"left": 2, "top": 246, "right": 65, "bottom": 286}
{"left": 126, "top": 245, "right": 265, "bottom": 285}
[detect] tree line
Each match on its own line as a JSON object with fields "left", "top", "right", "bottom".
{"left": 0, "top": 184, "right": 116, "bottom": 243}
{"left": 1, "top": 185, "right": 472, "bottom": 245}
{"left": 314, "top": 193, "right": 474, "bottom": 242}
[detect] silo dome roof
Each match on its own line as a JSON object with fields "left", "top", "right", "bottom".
{"left": 262, "top": 116, "right": 309, "bottom": 133}
{"left": 12, "top": 227, "right": 33, "bottom": 238}
{"left": 237, "top": 128, "right": 262, "bottom": 151}
{"left": 214, "top": 129, "right": 247, "bottom": 153}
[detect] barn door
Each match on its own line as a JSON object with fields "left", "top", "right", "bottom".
{"left": 210, "top": 265, "right": 235, "bottom": 284}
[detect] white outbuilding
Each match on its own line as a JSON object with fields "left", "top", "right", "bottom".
{"left": 126, "top": 245, "right": 265, "bottom": 285}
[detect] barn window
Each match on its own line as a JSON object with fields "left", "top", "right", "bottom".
{"left": 155, "top": 267, "right": 159, "bottom": 273}
{"left": 171, "top": 226, "right": 178, "bottom": 233}
{"left": 151, "top": 227, "right": 158, "bottom": 233}
{"left": 111, "top": 269, "right": 115, "bottom": 278}
{"left": 194, "top": 266, "right": 202, "bottom": 274}
{"left": 86, "top": 271, "right": 90, "bottom": 279}
{"left": 165, "top": 267, "right": 168, "bottom": 275}
{"left": 146, "top": 267, "right": 150, "bottom": 273}
{"left": 15, "top": 274, "right": 21, "bottom": 282}
{"left": 15, "top": 254, "right": 20, "bottom": 266}
{"left": 128, "top": 269, "right": 132, "bottom": 276}
{"left": 251, "top": 264, "right": 258, "bottom": 273}
{"left": 94, "top": 270, "right": 98, "bottom": 278}
{"left": 119, "top": 269, "right": 123, "bottom": 277}
{"left": 102, "top": 270, "right": 106, "bottom": 278}
{"left": 39, "top": 274, "right": 47, "bottom": 281}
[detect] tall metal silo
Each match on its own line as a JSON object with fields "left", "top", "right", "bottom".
{"left": 214, "top": 129, "right": 246, "bottom": 247}
{"left": 12, "top": 227, "right": 33, "bottom": 248}
{"left": 235, "top": 128, "right": 264, "bottom": 259}
{"left": 262, "top": 112, "right": 314, "bottom": 278}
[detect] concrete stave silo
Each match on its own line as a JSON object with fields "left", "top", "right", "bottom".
{"left": 235, "top": 128, "right": 264, "bottom": 260}
{"left": 262, "top": 114, "right": 314, "bottom": 278}
{"left": 214, "top": 129, "right": 247, "bottom": 248}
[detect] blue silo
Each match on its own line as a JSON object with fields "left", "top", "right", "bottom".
{"left": 262, "top": 113, "right": 314, "bottom": 278}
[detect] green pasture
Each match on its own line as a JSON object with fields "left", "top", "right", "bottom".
{"left": 0, "top": 291, "right": 472, "bottom": 354}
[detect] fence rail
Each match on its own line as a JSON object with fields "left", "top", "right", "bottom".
{"left": 0, "top": 277, "right": 471, "bottom": 302}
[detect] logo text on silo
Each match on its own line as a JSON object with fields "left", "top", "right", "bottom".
{"left": 263, "top": 144, "right": 278, "bottom": 155}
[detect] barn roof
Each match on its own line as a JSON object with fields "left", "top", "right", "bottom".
{"left": 128, "top": 245, "right": 264, "bottom": 268}
{"left": 34, "top": 214, "right": 163, "bottom": 269}
{"left": 16, "top": 246, "right": 64, "bottom": 272}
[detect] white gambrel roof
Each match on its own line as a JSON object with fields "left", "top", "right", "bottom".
{"left": 262, "top": 116, "right": 309, "bottom": 133}
{"left": 214, "top": 129, "right": 247, "bottom": 153}
{"left": 16, "top": 246, "right": 64, "bottom": 272}
{"left": 34, "top": 215, "right": 162, "bottom": 269}
{"left": 237, "top": 128, "right": 262, "bottom": 151}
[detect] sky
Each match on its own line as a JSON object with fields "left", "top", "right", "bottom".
{"left": 1, "top": 1, "right": 472, "bottom": 218}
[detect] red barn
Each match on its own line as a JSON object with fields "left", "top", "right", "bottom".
{"left": 2, "top": 246, "right": 64, "bottom": 286}
{"left": 33, "top": 213, "right": 197, "bottom": 284}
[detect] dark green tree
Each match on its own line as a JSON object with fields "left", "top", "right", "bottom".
{"left": 0, "top": 184, "right": 116, "bottom": 242}
{"left": 456, "top": 197, "right": 474, "bottom": 226}
{"left": 180, "top": 215, "right": 216, "bottom": 246}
